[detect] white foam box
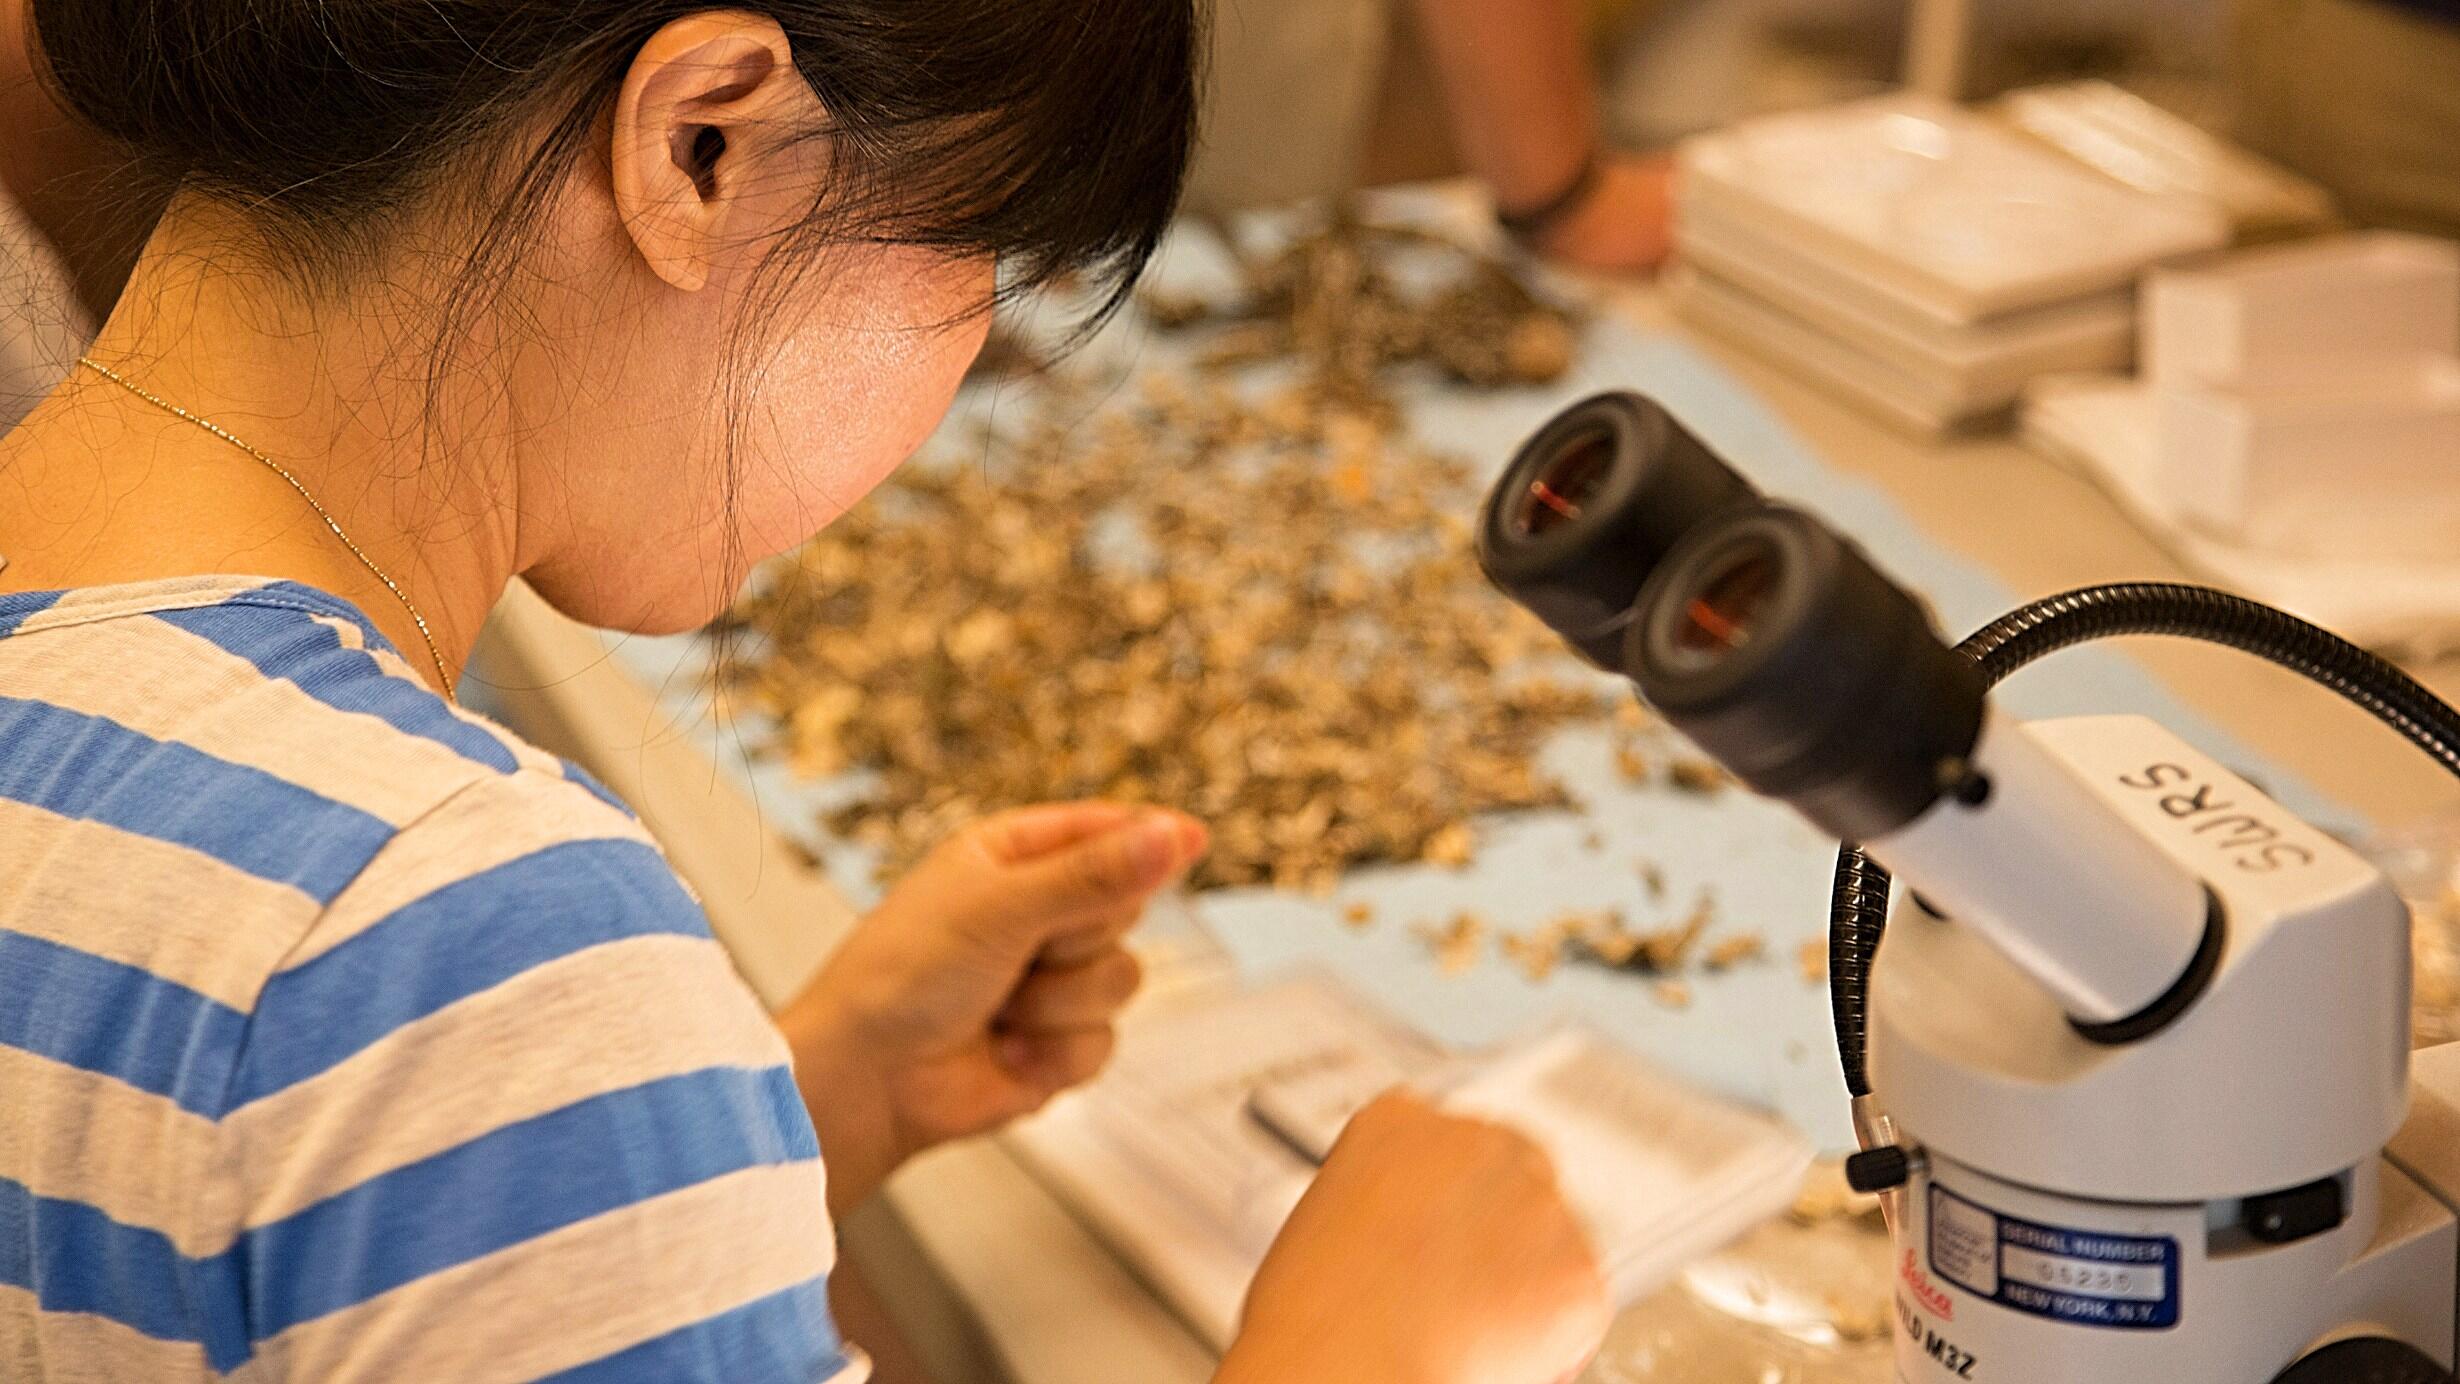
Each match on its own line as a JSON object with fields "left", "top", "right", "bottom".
{"left": 2155, "top": 355, "right": 2460, "bottom": 562}
{"left": 2143, "top": 232, "right": 2460, "bottom": 389}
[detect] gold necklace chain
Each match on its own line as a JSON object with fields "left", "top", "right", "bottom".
{"left": 75, "top": 356, "right": 457, "bottom": 699}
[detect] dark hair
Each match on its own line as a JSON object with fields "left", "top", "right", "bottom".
{"left": 27, "top": 0, "right": 1201, "bottom": 323}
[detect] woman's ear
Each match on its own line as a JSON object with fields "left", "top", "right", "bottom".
{"left": 610, "top": 12, "right": 817, "bottom": 292}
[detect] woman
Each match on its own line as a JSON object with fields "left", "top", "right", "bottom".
{"left": 0, "top": 3, "right": 1610, "bottom": 1382}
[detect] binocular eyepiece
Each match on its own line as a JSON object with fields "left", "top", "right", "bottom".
{"left": 1477, "top": 392, "right": 1988, "bottom": 842}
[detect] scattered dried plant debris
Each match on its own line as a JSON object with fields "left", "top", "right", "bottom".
{"left": 1613, "top": 740, "right": 1651, "bottom": 785}
{"left": 1653, "top": 980, "right": 1694, "bottom": 1011}
{"left": 1825, "top": 1294, "right": 1892, "bottom": 1344}
{"left": 1341, "top": 902, "right": 1377, "bottom": 930}
{"left": 1500, "top": 926, "right": 1568, "bottom": 983}
{"left": 1632, "top": 896, "right": 1717, "bottom": 973}
{"left": 1144, "top": 210, "right": 1582, "bottom": 420}
{"left": 965, "top": 324, "right": 1052, "bottom": 382}
{"left": 1572, "top": 909, "right": 1643, "bottom": 968}
{"left": 1638, "top": 862, "right": 1667, "bottom": 899}
{"left": 2416, "top": 895, "right": 2460, "bottom": 1046}
{"left": 1668, "top": 759, "right": 1734, "bottom": 796}
{"left": 1798, "top": 939, "right": 1831, "bottom": 986}
{"left": 720, "top": 214, "right": 1610, "bottom": 894}
{"left": 1421, "top": 822, "right": 1477, "bottom": 870}
{"left": 1705, "top": 934, "right": 1767, "bottom": 972}
{"left": 1790, "top": 1160, "right": 1883, "bottom": 1226}
{"left": 1425, "top": 893, "right": 1776, "bottom": 989}
{"left": 1416, "top": 913, "right": 1489, "bottom": 977}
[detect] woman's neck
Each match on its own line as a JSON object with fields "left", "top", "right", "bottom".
{"left": 0, "top": 199, "right": 526, "bottom": 694}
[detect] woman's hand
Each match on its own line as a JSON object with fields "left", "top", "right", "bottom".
{"left": 780, "top": 802, "right": 1209, "bottom": 1216}
{"left": 1219, "top": 1093, "right": 1611, "bottom": 1384}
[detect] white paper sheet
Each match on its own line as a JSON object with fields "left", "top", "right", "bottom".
{"left": 1006, "top": 974, "right": 1812, "bottom": 1350}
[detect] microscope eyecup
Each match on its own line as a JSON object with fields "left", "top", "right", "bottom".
{"left": 1477, "top": 392, "right": 1759, "bottom": 668}
{"left": 1630, "top": 505, "right": 1988, "bottom": 841}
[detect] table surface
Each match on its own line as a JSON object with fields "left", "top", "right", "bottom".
{"left": 472, "top": 270, "right": 2460, "bottom": 1384}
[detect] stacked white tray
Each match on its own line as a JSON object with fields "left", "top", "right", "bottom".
{"left": 1672, "top": 93, "right": 2231, "bottom": 435}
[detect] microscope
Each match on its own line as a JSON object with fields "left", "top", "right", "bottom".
{"left": 1478, "top": 392, "right": 2460, "bottom": 1383}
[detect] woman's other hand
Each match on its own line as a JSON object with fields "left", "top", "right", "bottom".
{"left": 1529, "top": 153, "right": 1676, "bottom": 275}
{"left": 781, "top": 802, "right": 1208, "bottom": 1215}
{"left": 1220, "top": 1093, "right": 1611, "bottom": 1384}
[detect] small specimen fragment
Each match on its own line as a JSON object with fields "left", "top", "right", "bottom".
{"left": 1668, "top": 759, "right": 1733, "bottom": 795}
{"left": 1613, "top": 740, "right": 1651, "bottom": 785}
{"left": 1633, "top": 896, "right": 1717, "bottom": 973}
{"left": 1704, "top": 933, "right": 1766, "bottom": 972}
{"left": 1341, "top": 902, "right": 1376, "bottom": 930}
{"left": 1826, "top": 1294, "right": 1891, "bottom": 1344}
{"left": 1417, "top": 913, "right": 1489, "bottom": 977}
{"left": 1798, "top": 938, "right": 1830, "bottom": 985}
{"left": 1575, "top": 910, "right": 1643, "bottom": 968}
{"left": 1790, "top": 1160, "right": 1883, "bottom": 1225}
{"left": 1653, "top": 980, "right": 1694, "bottom": 1010}
{"left": 1421, "top": 823, "right": 1476, "bottom": 870}
{"left": 1500, "top": 927, "right": 1568, "bottom": 983}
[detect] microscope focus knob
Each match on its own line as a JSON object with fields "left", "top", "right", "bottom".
{"left": 1845, "top": 1145, "right": 1923, "bottom": 1194}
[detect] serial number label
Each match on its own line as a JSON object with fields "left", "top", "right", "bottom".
{"left": 1929, "top": 1186, "right": 2181, "bottom": 1331}
{"left": 2001, "top": 1246, "right": 2164, "bottom": 1302}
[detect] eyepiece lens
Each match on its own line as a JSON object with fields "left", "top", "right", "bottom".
{"left": 1670, "top": 540, "right": 1781, "bottom": 665}
{"left": 1514, "top": 431, "right": 1615, "bottom": 537}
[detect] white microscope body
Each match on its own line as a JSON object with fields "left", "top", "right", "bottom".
{"left": 1866, "top": 713, "right": 2460, "bottom": 1383}
{"left": 1473, "top": 389, "right": 2460, "bottom": 1382}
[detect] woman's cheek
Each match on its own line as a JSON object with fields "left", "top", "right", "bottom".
{"left": 732, "top": 310, "right": 990, "bottom": 561}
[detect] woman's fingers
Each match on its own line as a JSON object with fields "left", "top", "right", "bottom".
{"left": 1038, "top": 901, "right": 1147, "bottom": 966}
{"left": 994, "top": 946, "right": 1141, "bottom": 1097}
{"left": 1000, "top": 947, "right": 1144, "bottom": 1031}
{"left": 995, "top": 1025, "right": 1119, "bottom": 1093}
{"left": 906, "top": 807, "right": 1204, "bottom": 970}
{"left": 969, "top": 801, "right": 1144, "bottom": 866}
{"left": 1006, "top": 809, "right": 1207, "bottom": 925}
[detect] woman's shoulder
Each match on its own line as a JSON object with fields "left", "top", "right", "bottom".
{"left": 208, "top": 752, "right": 844, "bottom": 1384}
{"left": 228, "top": 753, "right": 782, "bottom": 1130}
{"left": 0, "top": 572, "right": 717, "bottom": 1031}
{"left": 1, "top": 572, "right": 658, "bottom": 849}
{"left": 285, "top": 752, "right": 700, "bottom": 994}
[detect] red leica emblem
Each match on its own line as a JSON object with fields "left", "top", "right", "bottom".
{"left": 1902, "top": 1248, "right": 1956, "bottom": 1320}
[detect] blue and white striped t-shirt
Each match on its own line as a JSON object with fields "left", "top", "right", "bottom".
{"left": 0, "top": 575, "right": 864, "bottom": 1382}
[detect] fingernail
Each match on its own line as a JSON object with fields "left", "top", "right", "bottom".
{"left": 1175, "top": 815, "right": 1211, "bottom": 857}
{"left": 1128, "top": 814, "right": 1182, "bottom": 878}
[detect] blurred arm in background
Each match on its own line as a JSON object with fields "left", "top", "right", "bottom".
{"left": 1408, "top": 0, "right": 1674, "bottom": 273}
